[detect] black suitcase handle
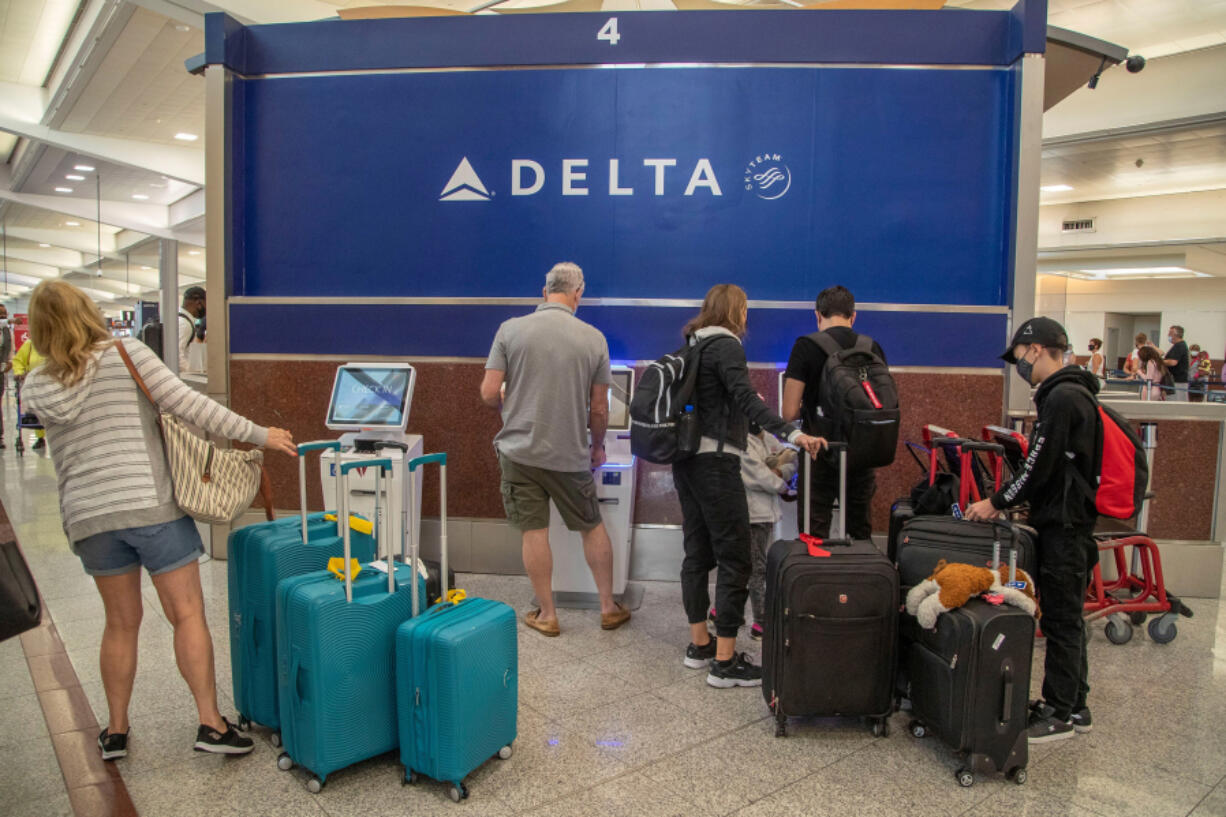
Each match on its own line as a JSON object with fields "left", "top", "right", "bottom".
{"left": 1000, "top": 665, "right": 1014, "bottom": 725}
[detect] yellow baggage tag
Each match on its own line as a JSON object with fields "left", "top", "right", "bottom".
{"left": 327, "top": 557, "right": 362, "bottom": 581}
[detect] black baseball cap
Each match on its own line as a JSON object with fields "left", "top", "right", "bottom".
{"left": 1001, "top": 317, "right": 1068, "bottom": 363}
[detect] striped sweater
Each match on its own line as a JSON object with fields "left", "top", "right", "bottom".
{"left": 23, "top": 338, "right": 269, "bottom": 546}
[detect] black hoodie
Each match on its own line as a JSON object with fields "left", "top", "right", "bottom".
{"left": 990, "top": 366, "right": 1100, "bottom": 530}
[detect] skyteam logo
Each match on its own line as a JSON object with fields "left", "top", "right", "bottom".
{"left": 744, "top": 153, "right": 792, "bottom": 200}
{"left": 439, "top": 157, "right": 492, "bottom": 201}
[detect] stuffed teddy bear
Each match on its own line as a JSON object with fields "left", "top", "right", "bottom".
{"left": 905, "top": 559, "right": 1039, "bottom": 630}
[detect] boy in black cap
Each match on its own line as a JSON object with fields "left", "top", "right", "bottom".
{"left": 966, "top": 316, "right": 1100, "bottom": 744}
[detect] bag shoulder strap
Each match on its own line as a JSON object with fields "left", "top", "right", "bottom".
{"left": 810, "top": 331, "right": 842, "bottom": 360}
{"left": 114, "top": 341, "right": 158, "bottom": 409}
{"left": 854, "top": 334, "right": 874, "bottom": 354}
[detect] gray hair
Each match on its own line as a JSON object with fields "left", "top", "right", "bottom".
{"left": 545, "top": 262, "right": 584, "bottom": 295}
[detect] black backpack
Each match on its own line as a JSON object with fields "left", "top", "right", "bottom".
{"left": 630, "top": 336, "right": 722, "bottom": 465}
{"left": 139, "top": 321, "right": 164, "bottom": 359}
{"left": 807, "top": 333, "right": 900, "bottom": 470}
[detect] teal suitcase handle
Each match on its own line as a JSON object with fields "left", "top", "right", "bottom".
{"left": 408, "top": 453, "right": 447, "bottom": 470}
{"left": 341, "top": 458, "right": 392, "bottom": 475}
{"left": 296, "top": 441, "right": 341, "bottom": 455}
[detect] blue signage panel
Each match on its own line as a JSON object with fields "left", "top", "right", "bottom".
{"left": 238, "top": 65, "right": 1016, "bottom": 308}
{"left": 230, "top": 302, "right": 1007, "bottom": 369}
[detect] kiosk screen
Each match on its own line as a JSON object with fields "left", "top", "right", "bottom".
{"left": 327, "top": 366, "right": 412, "bottom": 429}
{"left": 607, "top": 369, "right": 632, "bottom": 432}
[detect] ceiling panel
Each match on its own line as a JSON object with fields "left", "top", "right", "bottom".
{"left": 21, "top": 146, "right": 199, "bottom": 206}
{"left": 948, "top": 0, "right": 1226, "bottom": 57}
{"left": 59, "top": 8, "right": 206, "bottom": 147}
{"left": 1040, "top": 121, "right": 1226, "bottom": 202}
{"left": 0, "top": 0, "right": 79, "bottom": 85}
{"left": 1, "top": 202, "right": 123, "bottom": 235}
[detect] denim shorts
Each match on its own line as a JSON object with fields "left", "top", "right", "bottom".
{"left": 75, "top": 516, "right": 205, "bottom": 577}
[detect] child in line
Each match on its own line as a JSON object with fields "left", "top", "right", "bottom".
{"left": 739, "top": 421, "right": 798, "bottom": 640}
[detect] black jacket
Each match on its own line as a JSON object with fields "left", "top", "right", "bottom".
{"left": 990, "top": 367, "right": 1099, "bottom": 530}
{"left": 688, "top": 331, "right": 795, "bottom": 451}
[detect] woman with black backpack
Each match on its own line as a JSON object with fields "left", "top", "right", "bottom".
{"left": 674, "top": 284, "right": 825, "bottom": 688}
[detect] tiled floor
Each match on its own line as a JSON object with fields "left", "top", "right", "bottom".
{"left": 6, "top": 415, "right": 1226, "bottom": 817}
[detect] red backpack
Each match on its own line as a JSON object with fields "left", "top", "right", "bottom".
{"left": 1068, "top": 385, "right": 1148, "bottom": 519}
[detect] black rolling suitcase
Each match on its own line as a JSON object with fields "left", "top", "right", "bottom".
{"left": 895, "top": 440, "right": 1036, "bottom": 591}
{"left": 763, "top": 442, "right": 899, "bottom": 738}
{"left": 902, "top": 544, "right": 1034, "bottom": 788}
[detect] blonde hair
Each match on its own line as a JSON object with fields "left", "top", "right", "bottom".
{"left": 684, "top": 284, "right": 748, "bottom": 338}
{"left": 28, "top": 280, "right": 112, "bottom": 387}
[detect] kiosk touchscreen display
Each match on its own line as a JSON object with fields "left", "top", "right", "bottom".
{"left": 607, "top": 369, "right": 632, "bottom": 432}
{"left": 327, "top": 366, "right": 412, "bottom": 428}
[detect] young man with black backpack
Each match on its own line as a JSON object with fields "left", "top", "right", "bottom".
{"left": 966, "top": 316, "right": 1101, "bottom": 744}
{"left": 782, "top": 285, "right": 897, "bottom": 539}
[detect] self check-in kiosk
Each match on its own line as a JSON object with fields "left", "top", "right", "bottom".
{"left": 547, "top": 366, "right": 640, "bottom": 609}
{"left": 319, "top": 363, "right": 425, "bottom": 555}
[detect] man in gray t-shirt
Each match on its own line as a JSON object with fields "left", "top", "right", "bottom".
{"left": 481, "top": 262, "right": 630, "bottom": 637}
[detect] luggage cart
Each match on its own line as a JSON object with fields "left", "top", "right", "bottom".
{"left": 13, "top": 380, "right": 43, "bottom": 456}
{"left": 983, "top": 422, "right": 1193, "bottom": 643}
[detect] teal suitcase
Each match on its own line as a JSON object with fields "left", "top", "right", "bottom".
{"left": 274, "top": 456, "right": 425, "bottom": 792}
{"left": 228, "top": 442, "right": 376, "bottom": 738}
{"left": 396, "top": 454, "right": 518, "bottom": 802}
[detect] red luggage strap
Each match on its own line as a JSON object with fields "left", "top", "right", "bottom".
{"left": 799, "top": 533, "right": 831, "bottom": 558}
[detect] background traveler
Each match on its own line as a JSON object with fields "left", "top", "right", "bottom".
{"left": 12, "top": 336, "right": 47, "bottom": 450}
{"left": 21, "top": 281, "right": 296, "bottom": 761}
{"left": 1164, "top": 325, "right": 1190, "bottom": 402}
{"left": 1137, "top": 345, "right": 1168, "bottom": 401}
{"left": 1087, "top": 337, "right": 1105, "bottom": 379}
{"left": 0, "top": 305, "right": 10, "bottom": 449}
{"left": 966, "top": 316, "right": 1098, "bottom": 745}
{"left": 1122, "top": 332, "right": 1148, "bottom": 376}
{"left": 781, "top": 285, "right": 887, "bottom": 539}
{"left": 674, "top": 284, "right": 824, "bottom": 689}
{"left": 179, "top": 286, "right": 206, "bottom": 373}
{"left": 480, "top": 262, "right": 630, "bottom": 638}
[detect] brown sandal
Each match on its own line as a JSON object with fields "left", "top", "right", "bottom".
{"left": 525, "top": 609, "right": 560, "bottom": 637}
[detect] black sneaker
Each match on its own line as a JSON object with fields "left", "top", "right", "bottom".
{"left": 194, "top": 718, "right": 255, "bottom": 755}
{"left": 1070, "top": 707, "right": 1092, "bottom": 734}
{"left": 707, "top": 652, "right": 762, "bottom": 688}
{"left": 98, "top": 728, "right": 128, "bottom": 761}
{"left": 749, "top": 623, "right": 763, "bottom": 642}
{"left": 31, "top": 437, "right": 45, "bottom": 451}
{"left": 683, "top": 636, "right": 717, "bottom": 669}
{"left": 1027, "top": 711, "right": 1074, "bottom": 744}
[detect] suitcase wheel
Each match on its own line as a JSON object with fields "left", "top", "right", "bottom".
{"left": 403, "top": 770, "right": 420, "bottom": 786}
{"left": 498, "top": 744, "right": 513, "bottom": 760}
{"left": 955, "top": 768, "right": 974, "bottom": 788}
{"left": 908, "top": 720, "right": 927, "bottom": 739}
{"left": 871, "top": 719, "right": 890, "bottom": 738}
{"left": 1007, "top": 766, "right": 1028, "bottom": 785}
{"left": 276, "top": 752, "right": 293, "bottom": 772}
{"left": 270, "top": 732, "right": 282, "bottom": 749}
{"left": 307, "top": 776, "right": 323, "bottom": 794}
{"left": 448, "top": 783, "right": 469, "bottom": 802}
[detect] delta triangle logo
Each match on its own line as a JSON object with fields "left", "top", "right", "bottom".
{"left": 439, "top": 157, "right": 491, "bottom": 202}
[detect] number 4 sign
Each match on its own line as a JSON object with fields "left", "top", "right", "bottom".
{"left": 597, "top": 17, "right": 620, "bottom": 45}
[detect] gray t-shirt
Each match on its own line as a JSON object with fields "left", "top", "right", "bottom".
{"left": 486, "top": 303, "right": 613, "bottom": 472}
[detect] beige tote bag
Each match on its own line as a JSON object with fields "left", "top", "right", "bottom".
{"left": 116, "top": 342, "right": 273, "bottom": 524}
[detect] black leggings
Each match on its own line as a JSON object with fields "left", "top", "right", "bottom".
{"left": 672, "top": 453, "right": 751, "bottom": 639}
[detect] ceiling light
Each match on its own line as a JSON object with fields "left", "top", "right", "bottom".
{"left": 1040, "top": 184, "right": 1074, "bottom": 192}
{"left": 174, "top": 132, "right": 198, "bottom": 142}
{"left": 73, "top": 164, "right": 94, "bottom": 172}
{"left": 175, "top": 23, "right": 191, "bottom": 31}
{"left": 188, "top": 250, "right": 202, "bottom": 256}
{"left": 39, "top": 243, "right": 51, "bottom": 248}
{"left": 65, "top": 221, "right": 80, "bottom": 227}
{"left": 55, "top": 187, "right": 73, "bottom": 193}
{"left": 1078, "top": 266, "right": 1193, "bottom": 275}
{"left": 140, "top": 265, "right": 152, "bottom": 270}
{"left": 131, "top": 193, "right": 150, "bottom": 200}
{"left": 65, "top": 174, "right": 85, "bottom": 181}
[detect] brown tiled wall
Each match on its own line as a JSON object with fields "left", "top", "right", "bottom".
{"left": 231, "top": 360, "right": 1218, "bottom": 539}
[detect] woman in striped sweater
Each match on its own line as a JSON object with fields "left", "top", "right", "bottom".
{"left": 23, "top": 281, "right": 297, "bottom": 761}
